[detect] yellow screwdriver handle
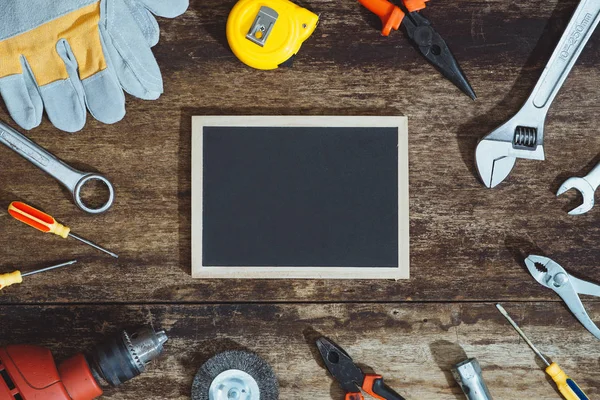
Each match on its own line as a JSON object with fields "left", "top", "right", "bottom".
{"left": 8, "top": 202, "right": 70, "bottom": 238}
{"left": 546, "top": 363, "right": 589, "bottom": 400}
{"left": 0, "top": 271, "right": 23, "bottom": 290}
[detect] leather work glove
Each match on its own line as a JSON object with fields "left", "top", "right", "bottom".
{"left": 0, "top": 0, "right": 188, "bottom": 133}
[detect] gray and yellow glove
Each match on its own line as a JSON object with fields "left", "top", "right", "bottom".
{"left": 0, "top": 0, "right": 188, "bottom": 133}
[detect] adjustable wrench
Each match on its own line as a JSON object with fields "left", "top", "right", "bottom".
{"left": 476, "top": 0, "right": 600, "bottom": 188}
{"left": 0, "top": 121, "right": 114, "bottom": 214}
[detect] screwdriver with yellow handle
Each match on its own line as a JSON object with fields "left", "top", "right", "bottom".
{"left": 496, "top": 304, "right": 589, "bottom": 400}
{"left": 8, "top": 202, "right": 118, "bottom": 258}
{"left": 0, "top": 260, "right": 77, "bottom": 290}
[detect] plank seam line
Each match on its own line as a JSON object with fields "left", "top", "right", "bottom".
{"left": 0, "top": 299, "right": 579, "bottom": 307}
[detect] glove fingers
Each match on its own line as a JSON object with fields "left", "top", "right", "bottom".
{"left": 0, "top": 57, "right": 43, "bottom": 130}
{"left": 124, "top": 0, "right": 160, "bottom": 47}
{"left": 20, "top": 57, "right": 44, "bottom": 125}
{"left": 101, "top": 28, "right": 162, "bottom": 100}
{"left": 42, "top": 38, "right": 125, "bottom": 131}
{"left": 101, "top": 1, "right": 164, "bottom": 100}
{"left": 135, "top": 0, "right": 189, "bottom": 18}
{"left": 82, "top": 68, "right": 126, "bottom": 124}
{"left": 40, "top": 39, "right": 87, "bottom": 133}
{"left": 122, "top": 0, "right": 190, "bottom": 47}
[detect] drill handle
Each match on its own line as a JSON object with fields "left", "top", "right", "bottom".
{"left": 58, "top": 354, "right": 103, "bottom": 400}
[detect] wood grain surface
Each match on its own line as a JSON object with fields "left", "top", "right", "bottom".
{"left": 1, "top": 303, "right": 598, "bottom": 399}
{"left": 1, "top": 0, "right": 599, "bottom": 398}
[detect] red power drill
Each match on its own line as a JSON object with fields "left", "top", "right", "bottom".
{"left": 0, "top": 326, "right": 167, "bottom": 400}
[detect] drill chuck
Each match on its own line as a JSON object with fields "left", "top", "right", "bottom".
{"left": 0, "top": 325, "right": 167, "bottom": 400}
{"left": 87, "top": 327, "right": 168, "bottom": 387}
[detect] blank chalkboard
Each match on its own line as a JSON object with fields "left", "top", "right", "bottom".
{"left": 192, "top": 116, "right": 409, "bottom": 279}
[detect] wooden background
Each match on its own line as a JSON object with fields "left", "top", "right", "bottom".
{"left": 1, "top": 0, "right": 599, "bottom": 398}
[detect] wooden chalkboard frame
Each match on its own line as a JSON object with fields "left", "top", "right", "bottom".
{"left": 191, "top": 116, "right": 409, "bottom": 279}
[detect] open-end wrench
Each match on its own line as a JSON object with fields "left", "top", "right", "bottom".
{"left": 0, "top": 121, "right": 114, "bottom": 214}
{"left": 557, "top": 160, "right": 600, "bottom": 215}
{"left": 476, "top": 0, "right": 600, "bottom": 188}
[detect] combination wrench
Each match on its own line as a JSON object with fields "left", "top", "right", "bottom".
{"left": 0, "top": 121, "right": 114, "bottom": 214}
{"left": 475, "top": 0, "right": 600, "bottom": 188}
{"left": 558, "top": 160, "right": 600, "bottom": 214}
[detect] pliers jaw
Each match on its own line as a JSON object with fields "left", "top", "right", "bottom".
{"left": 357, "top": 0, "right": 475, "bottom": 99}
{"left": 525, "top": 254, "right": 600, "bottom": 340}
{"left": 316, "top": 337, "right": 364, "bottom": 394}
{"left": 316, "top": 337, "right": 406, "bottom": 400}
{"left": 525, "top": 255, "right": 560, "bottom": 288}
{"left": 402, "top": 12, "right": 476, "bottom": 100}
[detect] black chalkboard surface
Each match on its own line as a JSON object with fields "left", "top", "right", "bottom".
{"left": 192, "top": 116, "right": 409, "bottom": 279}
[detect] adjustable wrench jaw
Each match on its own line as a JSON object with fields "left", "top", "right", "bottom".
{"left": 476, "top": 109, "right": 546, "bottom": 188}
{"left": 475, "top": 140, "right": 516, "bottom": 188}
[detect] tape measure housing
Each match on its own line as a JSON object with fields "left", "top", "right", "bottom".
{"left": 227, "top": 0, "right": 319, "bottom": 70}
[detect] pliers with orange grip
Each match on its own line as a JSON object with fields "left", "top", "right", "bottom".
{"left": 316, "top": 337, "right": 406, "bottom": 400}
{"left": 358, "top": 0, "right": 476, "bottom": 100}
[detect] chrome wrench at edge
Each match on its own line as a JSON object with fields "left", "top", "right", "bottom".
{"left": 0, "top": 121, "right": 114, "bottom": 214}
{"left": 476, "top": 0, "right": 600, "bottom": 188}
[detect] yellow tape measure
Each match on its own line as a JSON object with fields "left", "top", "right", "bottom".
{"left": 226, "top": 0, "right": 319, "bottom": 70}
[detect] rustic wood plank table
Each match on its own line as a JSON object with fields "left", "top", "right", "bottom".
{"left": 1, "top": 0, "right": 599, "bottom": 398}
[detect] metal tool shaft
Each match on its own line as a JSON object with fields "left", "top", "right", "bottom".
{"left": 528, "top": 0, "right": 600, "bottom": 111}
{"left": 496, "top": 304, "right": 550, "bottom": 366}
{"left": 69, "top": 232, "right": 119, "bottom": 258}
{"left": 21, "top": 260, "right": 78, "bottom": 277}
{"left": 583, "top": 161, "right": 600, "bottom": 190}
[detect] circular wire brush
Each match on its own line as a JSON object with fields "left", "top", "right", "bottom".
{"left": 192, "top": 350, "right": 279, "bottom": 400}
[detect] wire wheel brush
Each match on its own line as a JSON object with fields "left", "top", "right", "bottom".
{"left": 192, "top": 350, "right": 279, "bottom": 400}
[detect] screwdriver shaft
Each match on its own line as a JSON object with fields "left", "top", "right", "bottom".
{"left": 21, "top": 260, "right": 78, "bottom": 277}
{"left": 497, "top": 304, "right": 589, "bottom": 400}
{"left": 496, "top": 304, "right": 550, "bottom": 366}
{"left": 68, "top": 232, "right": 119, "bottom": 258}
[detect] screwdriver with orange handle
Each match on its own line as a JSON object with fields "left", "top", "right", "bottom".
{"left": 496, "top": 304, "right": 589, "bottom": 400}
{"left": 8, "top": 202, "right": 118, "bottom": 258}
{"left": 0, "top": 260, "right": 78, "bottom": 291}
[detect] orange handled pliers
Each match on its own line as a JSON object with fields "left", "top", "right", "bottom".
{"left": 358, "top": 0, "right": 429, "bottom": 36}
{"left": 358, "top": 0, "right": 476, "bottom": 100}
{"left": 317, "top": 337, "right": 406, "bottom": 400}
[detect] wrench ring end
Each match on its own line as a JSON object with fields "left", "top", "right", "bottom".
{"left": 73, "top": 174, "right": 115, "bottom": 214}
